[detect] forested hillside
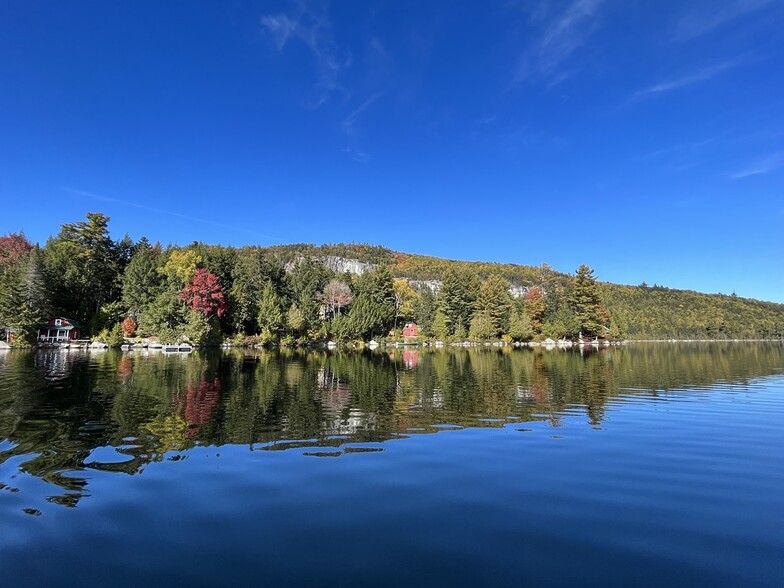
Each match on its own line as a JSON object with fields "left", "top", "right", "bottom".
{"left": 1, "top": 213, "right": 782, "bottom": 346}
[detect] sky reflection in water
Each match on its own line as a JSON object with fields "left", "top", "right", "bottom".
{"left": 1, "top": 344, "right": 783, "bottom": 587}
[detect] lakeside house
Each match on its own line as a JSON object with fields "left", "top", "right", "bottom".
{"left": 38, "top": 317, "right": 82, "bottom": 342}
{"left": 1, "top": 326, "right": 15, "bottom": 342}
{"left": 402, "top": 323, "right": 419, "bottom": 338}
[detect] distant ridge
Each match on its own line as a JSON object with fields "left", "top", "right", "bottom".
{"left": 255, "top": 242, "right": 784, "bottom": 340}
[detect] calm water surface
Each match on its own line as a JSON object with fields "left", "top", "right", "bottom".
{"left": 1, "top": 344, "right": 783, "bottom": 587}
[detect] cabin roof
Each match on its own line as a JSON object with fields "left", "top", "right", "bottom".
{"left": 38, "top": 317, "right": 81, "bottom": 329}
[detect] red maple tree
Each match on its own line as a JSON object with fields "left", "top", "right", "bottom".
{"left": 0, "top": 233, "right": 34, "bottom": 266}
{"left": 121, "top": 316, "right": 137, "bottom": 338}
{"left": 179, "top": 269, "right": 227, "bottom": 317}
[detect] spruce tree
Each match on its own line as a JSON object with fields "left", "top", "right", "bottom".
{"left": 570, "top": 265, "right": 608, "bottom": 337}
{"left": 475, "top": 274, "right": 512, "bottom": 337}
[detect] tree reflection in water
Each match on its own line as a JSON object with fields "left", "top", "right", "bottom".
{"left": 0, "top": 343, "right": 782, "bottom": 507}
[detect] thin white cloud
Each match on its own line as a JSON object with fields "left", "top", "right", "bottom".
{"left": 62, "top": 188, "right": 277, "bottom": 241}
{"left": 341, "top": 92, "right": 383, "bottom": 136}
{"left": 260, "top": 14, "right": 298, "bottom": 51}
{"left": 516, "top": 0, "right": 605, "bottom": 82}
{"left": 260, "top": 7, "right": 349, "bottom": 108}
{"left": 672, "top": 0, "right": 773, "bottom": 41}
{"left": 731, "top": 151, "right": 784, "bottom": 179}
{"left": 340, "top": 92, "right": 384, "bottom": 163}
{"left": 632, "top": 58, "right": 747, "bottom": 99}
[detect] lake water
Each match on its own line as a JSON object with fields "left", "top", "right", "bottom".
{"left": 1, "top": 344, "right": 783, "bottom": 587}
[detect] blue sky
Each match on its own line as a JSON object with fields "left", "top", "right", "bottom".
{"left": 1, "top": 1, "right": 783, "bottom": 302}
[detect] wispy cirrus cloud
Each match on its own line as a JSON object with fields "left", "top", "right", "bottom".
{"left": 731, "top": 151, "right": 784, "bottom": 179}
{"left": 260, "top": 6, "right": 350, "bottom": 108}
{"left": 632, "top": 58, "right": 748, "bottom": 100}
{"left": 516, "top": 0, "right": 605, "bottom": 83}
{"left": 340, "top": 92, "right": 384, "bottom": 163}
{"left": 62, "top": 188, "right": 276, "bottom": 240}
{"left": 672, "top": 0, "right": 774, "bottom": 41}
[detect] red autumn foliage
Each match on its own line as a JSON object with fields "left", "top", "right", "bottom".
{"left": 181, "top": 377, "right": 221, "bottom": 438}
{"left": 179, "top": 269, "right": 227, "bottom": 317}
{"left": 116, "top": 356, "right": 133, "bottom": 381}
{"left": 0, "top": 233, "right": 34, "bottom": 266}
{"left": 524, "top": 287, "right": 546, "bottom": 330}
{"left": 121, "top": 316, "right": 137, "bottom": 338}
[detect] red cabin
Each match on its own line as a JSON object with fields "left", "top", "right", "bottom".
{"left": 37, "top": 317, "right": 82, "bottom": 342}
{"left": 402, "top": 323, "right": 419, "bottom": 338}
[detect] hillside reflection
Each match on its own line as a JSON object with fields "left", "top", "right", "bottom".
{"left": 0, "top": 343, "right": 782, "bottom": 506}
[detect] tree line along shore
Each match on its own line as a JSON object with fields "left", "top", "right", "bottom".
{"left": 1, "top": 213, "right": 783, "bottom": 348}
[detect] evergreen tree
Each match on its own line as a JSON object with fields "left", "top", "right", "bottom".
{"left": 508, "top": 306, "right": 534, "bottom": 342}
{"left": 286, "top": 303, "right": 307, "bottom": 334}
{"left": 469, "top": 311, "right": 495, "bottom": 340}
{"left": 439, "top": 268, "right": 479, "bottom": 334}
{"left": 542, "top": 306, "right": 581, "bottom": 340}
{"left": 475, "top": 274, "right": 512, "bottom": 337}
{"left": 257, "top": 281, "right": 284, "bottom": 331}
{"left": 122, "top": 239, "right": 162, "bottom": 319}
{"left": 137, "top": 290, "right": 187, "bottom": 339}
{"left": 413, "top": 287, "right": 437, "bottom": 336}
{"left": 347, "top": 266, "right": 396, "bottom": 339}
{"left": 0, "top": 250, "right": 49, "bottom": 344}
{"left": 288, "top": 257, "right": 329, "bottom": 304}
{"left": 229, "top": 250, "right": 276, "bottom": 334}
{"left": 570, "top": 265, "right": 608, "bottom": 337}
{"left": 431, "top": 309, "right": 449, "bottom": 340}
{"left": 42, "top": 212, "right": 120, "bottom": 328}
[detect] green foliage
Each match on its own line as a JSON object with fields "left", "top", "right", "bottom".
{"left": 475, "top": 274, "right": 512, "bottom": 337}
{"left": 137, "top": 290, "right": 186, "bottom": 338}
{"left": 431, "top": 309, "right": 449, "bottom": 340}
{"left": 94, "top": 323, "right": 124, "bottom": 347}
{"left": 288, "top": 257, "right": 329, "bottom": 305}
{"left": 93, "top": 301, "right": 125, "bottom": 334}
{"left": 42, "top": 212, "right": 120, "bottom": 328}
{"left": 329, "top": 314, "right": 352, "bottom": 342}
{"left": 122, "top": 239, "right": 162, "bottom": 319}
{"left": 107, "top": 323, "right": 125, "bottom": 347}
{"left": 346, "top": 266, "right": 396, "bottom": 339}
{"left": 0, "top": 247, "right": 49, "bottom": 344}
{"left": 413, "top": 287, "right": 437, "bottom": 336}
{"left": 258, "top": 281, "right": 285, "bottom": 332}
{"left": 603, "top": 284, "right": 784, "bottom": 340}
{"left": 542, "top": 306, "right": 581, "bottom": 340}
{"left": 183, "top": 311, "right": 222, "bottom": 345}
{"left": 469, "top": 311, "right": 495, "bottom": 340}
{"left": 5, "top": 218, "right": 784, "bottom": 346}
{"left": 230, "top": 251, "right": 286, "bottom": 333}
{"left": 286, "top": 303, "right": 307, "bottom": 334}
{"left": 570, "top": 265, "right": 608, "bottom": 337}
{"left": 508, "top": 307, "right": 534, "bottom": 342}
{"left": 439, "top": 268, "right": 479, "bottom": 335}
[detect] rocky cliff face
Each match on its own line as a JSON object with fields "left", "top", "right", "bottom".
{"left": 322, "top": 256, "right": 375, "bottom": 276}
{"left": 409, "top": 280, "right": 442, "bottom": 293}
{"left": 286, "top": 256, "right": 530, "bottom": 298}
{"left": 285, "top": 255, "right": 374, "bottom": 276}
{"left": 508, "top": 285, "right": 529, "bottom": 299}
